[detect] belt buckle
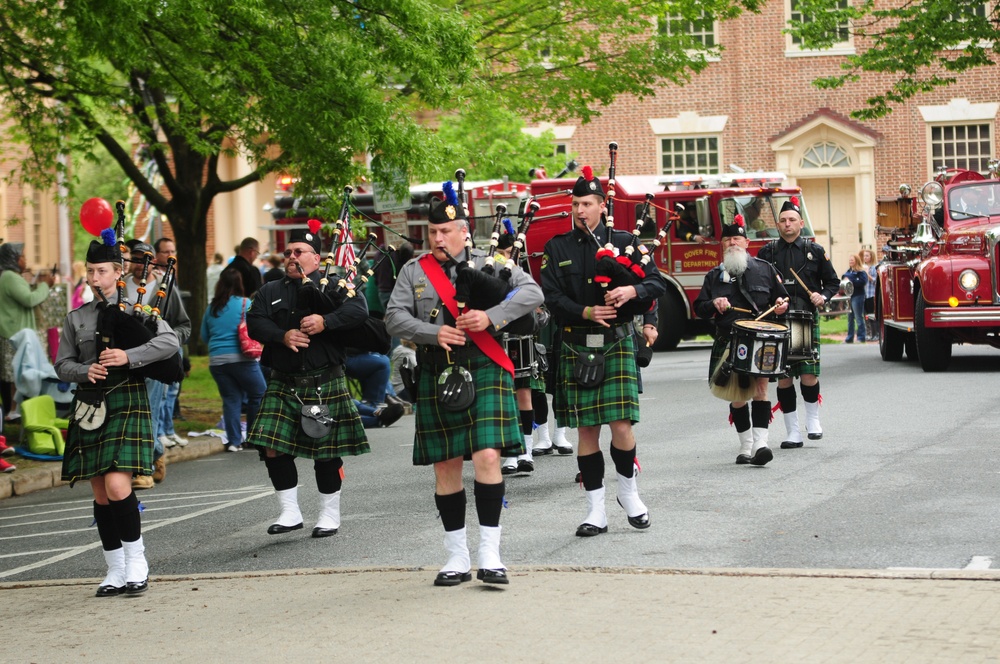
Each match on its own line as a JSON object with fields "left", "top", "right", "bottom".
{"left": 585, "top": 333, "right": 604, "bottom": 348}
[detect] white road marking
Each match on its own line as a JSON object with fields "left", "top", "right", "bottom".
{"left": 0, "top": 489, "right": 273, "bottom": 579}
{"left": 889, "top": 556, "right": 993, "bottom": 572}
{"left": 0, "top": 546, "right": 79, "bottom": 559}
{"left": 966, "top": 556, "right": 992, "bottom": 570}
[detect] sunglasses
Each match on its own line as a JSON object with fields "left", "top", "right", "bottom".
{"left": 283, "top": 248, "right": 316, "bottom": 258}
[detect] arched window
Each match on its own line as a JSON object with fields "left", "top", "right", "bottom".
{"left": 801, "top": 142, "right": 851, "bottom": 168}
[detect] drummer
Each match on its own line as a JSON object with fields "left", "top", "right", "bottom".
{"left": 693, "top": 216, "right": 788, "bottom": 466}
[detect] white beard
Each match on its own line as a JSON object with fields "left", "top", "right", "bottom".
{"left": 722, "top": 245, "right": 749, "bottom": 277}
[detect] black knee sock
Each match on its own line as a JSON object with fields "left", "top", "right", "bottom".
{"left": 730, "top": 403, "right": 751, "bottom": 433}
{"left": 609, "top": 444, "right": 636, "bottom": 478}
{"left": 93, "top": 501, "right": 121, "bottom": 551}
{"left": 531, "top": 390, "right": 548, "bottom": 425}
{"left": 776, "top": 386, "right": 796, "bottom": 413}
{"left": 108, "top": 491, "right": 141, "bottom": 543}
{"left": 434, "top": 490, "right": 467, "bottom": 532}
{"left": 519, "top": 410, "right": 534, "bottom": 436}
{"left": 314, "top": 457, "right": 344, "bottom": 494}
{"left": 263, "top": 454, "right": 298, "bottom": 492}
{"left": 751, "top": 401, "right": 772, "bottom": 429}
{"left": 801, "top": 381, "right": 820, "bottom": 404}
{"left": 474, "top": 480, "right": 505, "bottom": 528}
{"left": 577, "top": 452, "right": 605, "bottom": 491}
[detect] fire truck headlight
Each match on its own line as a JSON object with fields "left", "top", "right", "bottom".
{"left": 958, "top": 269, "right": 980, "bottom": 291}
{"left": 920, "top": 181, "right": 944, "bottom": 209}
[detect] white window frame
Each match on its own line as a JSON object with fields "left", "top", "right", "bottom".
{"left": 784, "top": 0, "right": 854, "bottom": 57}
{"left": 919, "top": 99, "right": 999, "bottom": 175}
{"left": 657, "top": 10, "right": 721, "bottom": 60}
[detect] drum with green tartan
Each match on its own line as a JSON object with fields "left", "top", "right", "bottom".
{"left": 249, "top": 371, "right": 369, "bottom": 459}
{"left": 783, "top": 311, "right": 822, "bottom": 378}
{"left": 61, "top": 374, "right": 155, "bottom": 486}
{"left": 413, "top": 354, "right": 523, "bottom": 466}
{"left": 555, "top": 332, "right": 640, "bottom": 428}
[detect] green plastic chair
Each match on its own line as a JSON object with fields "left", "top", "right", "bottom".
{"left": 21, "top": 395, "right": 70, "bottom": 456}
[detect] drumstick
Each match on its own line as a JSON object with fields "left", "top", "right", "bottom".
{"left": 727, "top": 306, "right": 752, "bottom": 314}
{"left": 788, "top": 267, "right": 814, "bottom": 297}
{"left": 754, "top": 303, "right": 780, "bottom": 321}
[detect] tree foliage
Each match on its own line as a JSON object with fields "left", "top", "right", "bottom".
{"left": 786, "top": 0, "right": 999, "bottom": 119}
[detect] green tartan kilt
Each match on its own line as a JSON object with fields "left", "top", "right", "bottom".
{"left": 248, "top": 372, "right": 370, "bottom": 460}
{"left": 781, "top": 312, "right": 821, "bottom": 378}
{"left": 708, "top": 335, "right": 730, "bottom": 382}
{"left": 61, "top": 375, "right": 154, "bottom": 486}
{"left": 555, "top": 333, "right": 639, "bottom": 428}
{"left": 413, "top": 355, "right": 524, "bottom": 466}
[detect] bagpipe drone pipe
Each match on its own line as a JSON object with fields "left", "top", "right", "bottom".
{"left": 292, "top": 188, "right": 392, "bottom": 355}
{"left": 94, "top": 201, "right": 184, "bottom": 384}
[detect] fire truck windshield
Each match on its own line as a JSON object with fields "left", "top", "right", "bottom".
{"left": 717, "top": 194, "right": 815, "bottom": 240}
{"left": 947, "top": 183, "right": 999, "bottom": 222}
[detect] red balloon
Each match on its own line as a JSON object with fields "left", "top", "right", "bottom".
{"left": 80, "top": 198, "right": 113, "bottom": 237}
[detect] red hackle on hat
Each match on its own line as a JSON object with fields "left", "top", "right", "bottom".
{"left": 734, "top": 213, "right": 745, "bottom": 227}
{"left": 582, "top": 165, "right": 594, "bottom": 181}
{"left": 790, "top": 196, "right": 799, "bottom": 206}
{"left": 308, "top": 218, "right": 322, "bottom": 234}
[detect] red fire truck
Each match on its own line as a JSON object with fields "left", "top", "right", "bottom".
{"left": 268, "top": 175, "right": 529, "bottom": 253}
{"left": 875, "top": 161, "right": 1000, "bottom": 371}
{"left": 523, "top": 171, "right": 818, "bottom": 349}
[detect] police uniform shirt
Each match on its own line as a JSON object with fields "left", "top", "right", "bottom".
{"left": 246, "top": 270, "right": 368, "bottom": 373}
{"left": 54, "top": 301, "right": 180, "bottom": 384}
{"left": 541, "top": 222, "right": 667, "bottom": 326}
{"left": 693, "top": 257, "right": 788, "bottom": 335}
{"left": 756, "top": 236, "right": 838, "bottom": 311}
{"left": 384, "top": 248, "right": 544, "bottom": 346}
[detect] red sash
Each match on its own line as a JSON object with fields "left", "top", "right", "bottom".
{"left": 419, "top": 254, "right": 514, "bottom": 376}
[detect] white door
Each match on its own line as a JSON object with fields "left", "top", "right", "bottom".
{"left": 799, "top": 177, "right": 856, "bottom": 273}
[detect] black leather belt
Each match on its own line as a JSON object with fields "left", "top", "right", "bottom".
{"left": 270, "top": 365, "right": 344, "bottom": 390}
{"left": 419, "top": 345, "right": 484, "bottom": 368}
{"left": 561, "top": 324, "right": 631, "bottom": 347}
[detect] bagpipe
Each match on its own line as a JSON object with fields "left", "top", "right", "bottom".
{"left": 292, "top": 187, "right": 392, "bottom": 355}
{"left": 94, "top": 201, "right": 185, "bottom": 384}
{"left": 589, "top": 142, "right": 675, "bottom": 317}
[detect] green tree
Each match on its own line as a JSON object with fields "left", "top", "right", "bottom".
{"left": 420, "top": 102, "right": 573, "bottom": 182}
{"left": 786, "top": 0, "right": 998, "bottom": 119}
{"left": 0, "top": 0, "right": 476, "bottom": 344}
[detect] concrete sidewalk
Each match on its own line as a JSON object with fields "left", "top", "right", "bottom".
{"left": 6, "top": 566, "right": 1000, "bottom": 662}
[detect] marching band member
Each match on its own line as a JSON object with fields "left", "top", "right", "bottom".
{"left": 245, "top": 227, "right": 370, "bottom": 539}
{"left": 693, "top": 218, "right": 788, "bottom": 465}
{"left": 55, "top": 237, "right": 180, "bottom": 596}
{"left": 385, "top": 192, "right": 543, "bottom": 586}
{"left": 540, "top": 166, "right": 666, "bottom": 537}
{"left": 756, "top": 199, "right": 839, "bottom": 448}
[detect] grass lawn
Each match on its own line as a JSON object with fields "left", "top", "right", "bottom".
{"left": 176, "top": 355, "right": 225, "bottom": 432}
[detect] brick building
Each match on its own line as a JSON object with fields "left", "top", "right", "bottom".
{"left": 524, "top": 2, "right": 998, "bottom": 272}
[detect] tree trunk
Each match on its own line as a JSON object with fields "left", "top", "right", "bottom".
{"left": 166, "top": 208, "right": 209, "bottom": 354}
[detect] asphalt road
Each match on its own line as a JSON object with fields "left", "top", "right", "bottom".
{"left": 4, "top": 341, "right": 1000, "bottom": 583}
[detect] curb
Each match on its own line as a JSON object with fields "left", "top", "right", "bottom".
{"left": 0, "top": 436, "right": 225, "bottom": 501}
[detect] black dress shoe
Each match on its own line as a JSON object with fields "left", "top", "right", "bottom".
{"left": 516, "top": 459, "right": 534, "bottom": 473}
{"left": 781, "top": 441, "right": 804, "bottom": 449}
{"left": 434, "top": 570, "right": 472, "bottom": 587}
{"left": 95, "top": 584, "right": 126, "bottom": 598}
{"left": 267, "top": 522, "right": 303, "bottom": 535}
{"left": 124, "top": 580, "right": 148, "bottom": 595}
{"left": 532, "top": 446, "right": 553, "bottom": 456}
{"left": 312, "top": 527, "right": 338, "bottom": 538}
{"left": 617, "top": 498, "right": 650, "bottom": 529}
{"left": 501, "top": 463, "right": 517, "bottom": 475}
{"left": 555, "top": 445, "right": 573, "bottom": 456}
{"left": 575, "top": 523, "right": 608, "bottom": 537}
{"left": 750, "top": 447, "right": 773, "bottom": 466}
{"left": 808, "top": 432, "right": 823, "bottom": 440}
{"left": 736, "top": 454, "right": 752, "bottom": 464}
{"left": 477, "top": 568, "right": 509, "bottom": 585}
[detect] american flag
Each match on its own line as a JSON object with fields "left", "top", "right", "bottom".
{"left": 334, "top": 222, "right": 356, "bottom": 268}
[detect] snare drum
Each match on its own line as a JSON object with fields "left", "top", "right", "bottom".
{"left": 786, "top": 310, "right": 818, "bottom": 361}
{"left": 729, "top": 320, "right": 789, "bottom": 376}
{"left": 503, "top": 334, "right": 536, "bottom": 379}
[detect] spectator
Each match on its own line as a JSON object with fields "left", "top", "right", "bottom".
{"left": 222, "top": 237, "right": 263, "bottom": 297}
{"left": 262, "top": 253, "right": 284, "bottom": 283}
{"left": 344, "top": 349, "right": 394, "bottom": 408}
{"left": 842, "top": 253, "right": 868, "bottom": 344}
{"left": 861, "top": 248, "right": 878, "bottom": 342}
{"left": 353, "top": 399, "right": 404, "bottom": 428}
{"left": 200, "top": 269, "right": 265, "bottom": 452}
{"left": 205, "top": 253, "right": 225, "bottom": 300}
{"left": 70, "top": 260, "right": 94, "bottom": 310}
{"left": 390, "top": 340, "right": 416, "bottom": 403}
{"left": 0, "top": 242, "right": 54, "bottom": 419}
